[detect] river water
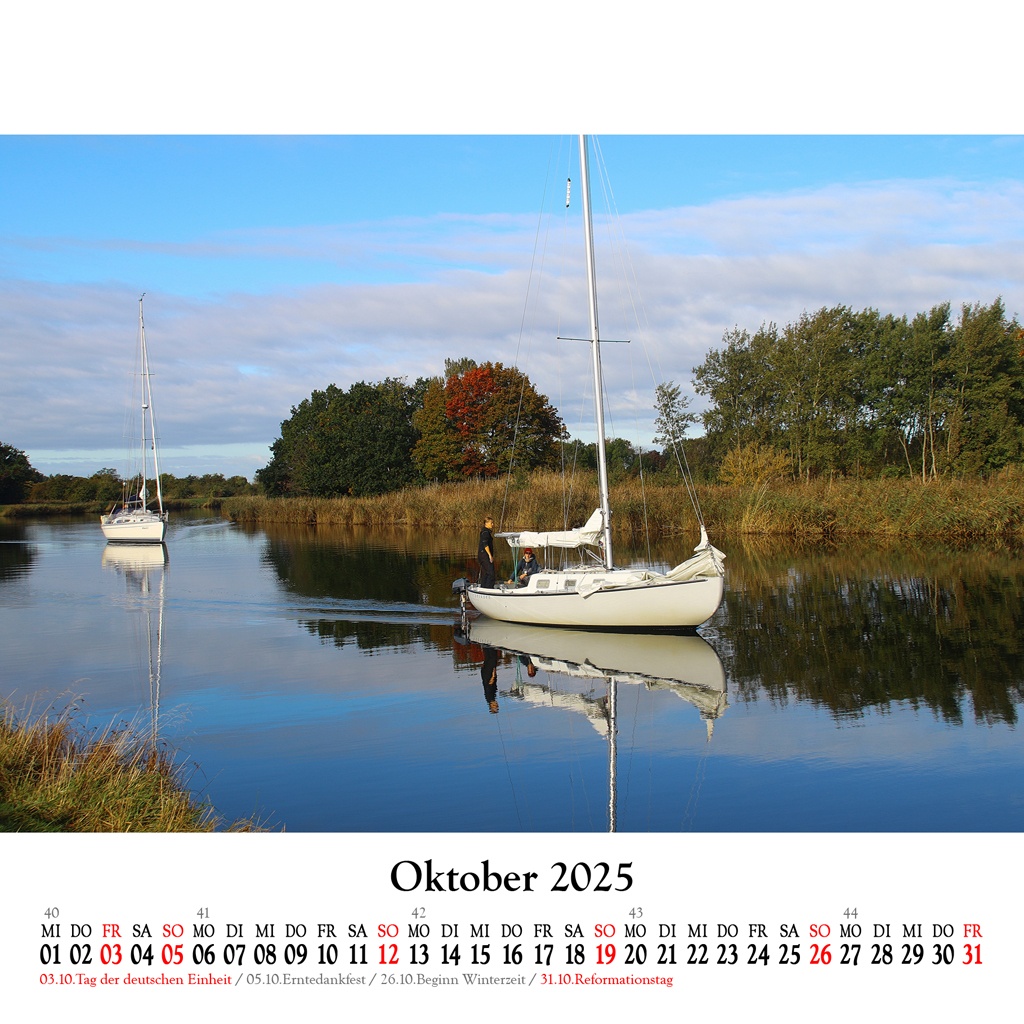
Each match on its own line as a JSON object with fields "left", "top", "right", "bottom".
{"left": 1, "top": 511, "right": 1021, "bottom": 832}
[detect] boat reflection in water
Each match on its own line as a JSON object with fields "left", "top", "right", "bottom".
{"left": 101, "top": 543, "right": 168, "bottom": 749}
{"left": 460, "top": 619, "right": 727, "bottom": 831}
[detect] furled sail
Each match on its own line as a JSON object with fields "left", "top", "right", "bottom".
{"left": 508, "top": 508, "right": 604, "bottom": 550}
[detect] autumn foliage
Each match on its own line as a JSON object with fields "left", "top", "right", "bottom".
{"left": 414, "top": 362, "right": 565, "bottom": 481}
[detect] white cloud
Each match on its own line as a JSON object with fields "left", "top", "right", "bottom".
{"left": 3, "top": 175, "right": 1022, "bottom": 477}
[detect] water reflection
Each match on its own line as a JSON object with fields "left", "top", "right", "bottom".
{"left": 0, "top": 521, "right": 36, "bottom": 583}
{"left": 458, "top": 620, "right": 728, "bottom": 830}
{"left": 722, "top": 539, "right": 1024, "bottom": 726}
{"left": 465, "top": 619, "right": 727, "bottom": 724}
{"left": 258, "top": 523, "right": 471, "bottom": 655}
{"left": 101, "top": 543, "right": 167, "bottom": 749}
{"left": 256, "top": 522, "right": 468, "bottom": 609}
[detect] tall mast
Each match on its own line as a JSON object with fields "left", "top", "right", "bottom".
{"left": 139, "top": 296, "right": 164, "bottom": 512}
{"left": 579, "top": 135, "right": 614, "bottom": 569}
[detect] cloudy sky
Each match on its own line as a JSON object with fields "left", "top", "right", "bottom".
{"left": 3, "top": 11, "right": 1022, "bottom": 481}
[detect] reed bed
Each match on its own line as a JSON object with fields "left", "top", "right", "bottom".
{"left": 0, "top": 701, "right": 261, "bottom": 832}
{"left": 221, "top": 471, "right": 1024, "bottom": 541}
{"left": 0, "top": 502, "right": 98, "bottom": 518}
{"left": 733, "top": 475, "right": 1024, "bottom": 540}
{"left": 1, "top": 498, "right": 222, "bottom": 519}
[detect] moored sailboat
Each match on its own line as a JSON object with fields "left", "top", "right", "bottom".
{"left": 464, "top": 137, "right": 724, "bottom": 630}
{"left": 100, "top": 297, "right": 169, "bottom": 544}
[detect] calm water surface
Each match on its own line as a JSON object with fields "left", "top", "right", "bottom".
{"left": 1, "top": 512, "right": 1021, "bottom": 832}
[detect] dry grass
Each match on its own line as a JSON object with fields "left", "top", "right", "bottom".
{"left": 219, "top": 471, "right": 1024, "bottom": 542}
{"left": 0, "top": 701, "right": 262, "bottom": 832}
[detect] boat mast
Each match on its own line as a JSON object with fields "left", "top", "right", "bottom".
{"left": 579, "top": 135, "right": 614, "bottom": 569}
{"left": 139, "top": 296, "right": 164, "bottom": 513}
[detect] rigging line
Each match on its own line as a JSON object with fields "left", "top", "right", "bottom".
{"left": 590, "top": 138, "right": 658, "bottom": 562}
{"left": 498, "top": 144, "right": 556, "bottom": 528}
{"left": 680, "top": 738, "right": 712, "bottom": 831}
{"left": 592, "top": 138, "right": 709, "bottom": 534}
{"left": 592, "top": 137, "right": 665, "bottom": 404}
{"left": 631, "top": 684, "right": 662, "bottom": 833}
{"left": 494, "top": 726, "right": 526, "bottom": 831}
{"left": 622, "top": 319, "right": 655, "bottom": 565}
{"left": 501, "top": 135, "right": 570, "bottom": 531}
{"left": 555, "top": 134, "right": 583, "bottom": 532}
{"left": 564, "top": 387, "right": 596, "bottom": 552}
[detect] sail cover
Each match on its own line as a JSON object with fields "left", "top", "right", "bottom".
{"left": 505, "top": 508, "right": 604, "bottom": 550}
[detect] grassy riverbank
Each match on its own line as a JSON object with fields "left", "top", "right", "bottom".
{"left": 219, "top": 471, "right": 1024, "bottom": 541}
{"left": 5, "top": 472, "right": 1023, "bottom": 541}
{"left": 0, "top": 703, "right": 259, "bottom": 832}
{"left": 0, "top": 497, "right": 219, "bottom": 519}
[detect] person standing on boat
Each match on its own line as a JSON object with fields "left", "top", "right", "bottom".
{"left": 478, "top": 516, "right": 496, "bottom": 588}
{"left": 508, "top": 547, "right": 540, "bottom": 587}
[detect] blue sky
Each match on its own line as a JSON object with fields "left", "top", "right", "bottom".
{"left": 3, "top": 133, "right": 1023, "bottom": 480}
{"left": 2, "top": 8, "right": 1022, "bottom": 480}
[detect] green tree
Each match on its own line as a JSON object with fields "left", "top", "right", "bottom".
{"left": 869, "top": 304, "right": 951, "bottom": 479}
{"left": 411, "top": 378, "right": 463, "bottom": 482}
{"left": 558, "top": 436, "right": 654, "bottom": 480}
{"left": 0, "top": 444, "right": 44, "bottom": 503}
{"left": 88, "top": 467, "right": 124, "bottom": 503}
{"left": 444, "top": 356, "right": 477, "bottom": 378}
{"left": 693, "top": 298, "right": 1024, "bottom": 481}
{"left": 342, "top": 378, "right": 425, "bottom": 495}
{"left": 773, "top": 305, "right": 868, "bottom": 480}
{"left": 653, "top": 380, "right": 697, "bottom": 447}
{"left": 694, "top": 324, "right": 780, "bottom": 457}
{"left": 941, "top": 299, "right": 1024, "bottom": 475}
{"left": 258, "top": 378, "right": 424, "bottom": 497}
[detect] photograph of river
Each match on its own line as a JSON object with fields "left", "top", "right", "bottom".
{"left": 1, "top": 511, "right": 1021, "bottom": 832}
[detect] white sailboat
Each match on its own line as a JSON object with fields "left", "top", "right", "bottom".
{"left": 100, "top": 296, "right": 169, "bottom": 544}
{"left": 464, "top": 137, "right": 725, "bottom": 630}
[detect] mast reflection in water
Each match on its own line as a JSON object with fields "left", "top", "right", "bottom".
{"left": 101, "top": 542, "right": 168, "bottom": 752}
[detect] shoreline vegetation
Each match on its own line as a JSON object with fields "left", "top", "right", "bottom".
{"left": 215, "top": 472, "right": 1024, "bottom": 543}
{"left": 4, "top": 472, "right": 1024, "bottom": 541}
{"left": 0, "top": 702, "right": 262, "bottom": 833}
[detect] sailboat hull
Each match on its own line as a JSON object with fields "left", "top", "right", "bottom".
{"left": 467, "top": 571, "right": 724, "bottom": 630}
{"left": 100, "top": 510, "right": 168, "bottom": 543}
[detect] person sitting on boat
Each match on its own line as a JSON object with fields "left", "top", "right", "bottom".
{"left": 508, "top": 548, "right": 540, "bottom": 587}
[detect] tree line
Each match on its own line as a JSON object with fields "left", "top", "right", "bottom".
{"left": 257, "top": 359, "right": 567, "bottom": 496}
{"left": 0, "top": 445, "right": 256, "bottom": 505}
{"left": 256, "top": 358, "right": 700, "bottom": 498}
{"left": 693, "top": 298, "right": 1024, "bottom": 482}
{"left": 257, "top": 296, "right": 1023, "bottom": 500}
{"left": 5, "top": 296, "right": 1020, "bottom": 506}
